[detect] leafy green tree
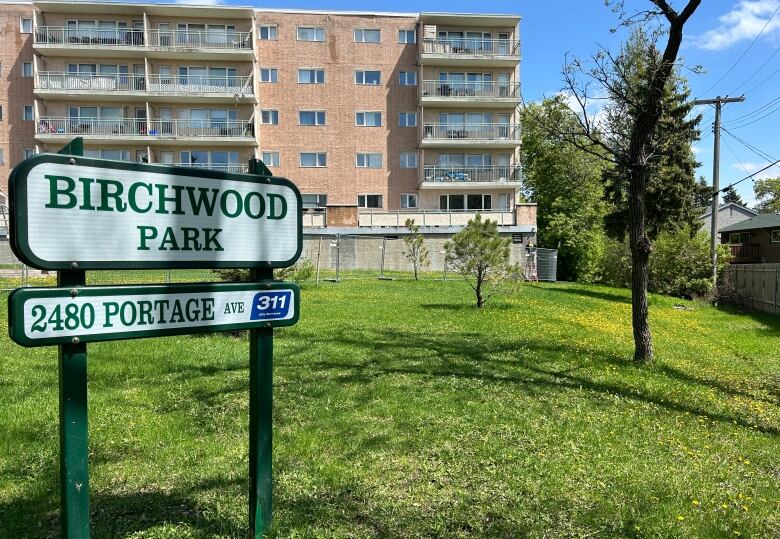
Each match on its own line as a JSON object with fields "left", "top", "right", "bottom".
{"left": 527, "top": 2, "right": 702, "bottom": 363}
{"left": 693, "top": 176, "right": 712, "bottom": 210}
{"left": 402, "top": 218, "right": 429, "bottom": 280}
{"left": 445, "top": 215, "right": 521, "bottom": 308}
{"left": 754, "top": 177, "right": 780, "bottom": 213}
{"left": 521, "top": 98, "right": 609, "bottom": 282}
{"left": 721, "top": 186, "right": 745, "bottom": 206}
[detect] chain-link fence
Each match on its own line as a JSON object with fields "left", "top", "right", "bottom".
{"left": 0, "top": 236, "right": 557, "bottom": 289}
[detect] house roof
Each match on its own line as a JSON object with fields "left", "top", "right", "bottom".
{"left": 698, "top": 202, "right": 758, "bottom": 220}
{"left": 720, "top": 212, "right": 780, "bottom": 233}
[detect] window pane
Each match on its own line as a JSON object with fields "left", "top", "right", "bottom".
{"left": 449, "top": 195, "right": 465, "bottom": 210}
{"left": 467, "top": 194, "right": 483, "bottom": 210}
{"left": 300, "top": 153, "right": 316, "bottom": 166}
{"left": 299, "top": 111, "right": 314, "bottom": 125}
{"left": 365, "top": 71, "right": 380, "bottom": 85}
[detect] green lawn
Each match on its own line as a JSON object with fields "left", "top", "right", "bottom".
{"left": 0, "top": 279, "right": 778, "bottom": 538}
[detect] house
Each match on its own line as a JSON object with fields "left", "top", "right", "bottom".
{"left": 720, "top": 212, "right": 780, "bottom": 263}
{"left": 699, "top": 203, "right": 757, "bottom": 243}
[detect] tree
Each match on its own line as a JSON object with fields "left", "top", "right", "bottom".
{"left": 523, "top": 1, "right": 702, "bottom": 363}
{"left": 722, "top": 186, "right": 745, "bottom": 206}
{"left": 445, "top": 215, "right": 520, "bottom": 308}
{"left": 521, "top": 98, "right": 610, "bottom": 282}
{"left": 693, "top": 176, "right": 712, "bottom": 210}
{"left": 402, "top": 218, "right": 429, "bottom": 280}
{"left": 754, "top": 177, "right": 780, "bottom": 213}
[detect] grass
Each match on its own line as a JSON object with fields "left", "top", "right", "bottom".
{"left": 0, "top": 277, "right": 778, "bottom": 538}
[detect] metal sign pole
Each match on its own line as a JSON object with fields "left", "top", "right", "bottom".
{"left": 57, "top": 138, "right": 90, "bottom": 538}
{"left": 248, "top": 159, "right": 273, "bottom": 537}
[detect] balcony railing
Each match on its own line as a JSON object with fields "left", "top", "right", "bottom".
{"left": 359, "top": 209, "right": 515, "bottom": 228}
{"left": 421, "top": 80, "right": 520, "bottom": 99}
{"left": 729, "top": 244, "right": 760, "bottom": 263}
{"left": 421, "top": 37, "right": 520, "bottom": 57}
{"left": 37, "top": 117, "right": 254, "bottom": 138}
{"left": 422, "top": 123, "right": 521, "bottom": 141}
{"left": 423, "top": 165, "right": 522, "bottom": 183}
{"left": 35, "top": 26, "right": 144, "bottom": 46}
{"left": 164, "top": 162, "right": 249, "bottom": 173}
{"left": 147, "top": 119, "right": 253, "bottom": 138}
{"left": 147, "top": 29, "right": 252, "bottom": 50}
{"left": 36, "top": 72, "right": 146, "bottom": 92}
{"left": 147, "top": 74, "right": 253, "bottom": 94}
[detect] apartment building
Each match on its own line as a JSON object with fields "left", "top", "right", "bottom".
{"left": 0, "top": 1, "right": 536, "bottom": 242}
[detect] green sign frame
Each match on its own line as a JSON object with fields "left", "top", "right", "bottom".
{"left": 9, "top": 153, "right": 303, "bottom": 271}
{"left": 9, "top": 281, "right": 300, "bottom": 347}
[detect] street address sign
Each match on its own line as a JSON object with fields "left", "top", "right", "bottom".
{"left": 8, "top": 282, "right": 300, "bottom": 347}
{"left": 9, "top": 154, "right": 302, "bottom": 270}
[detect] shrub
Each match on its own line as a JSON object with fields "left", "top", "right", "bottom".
{"left": 212, "top": 259, "right": 315, "bottom": 284}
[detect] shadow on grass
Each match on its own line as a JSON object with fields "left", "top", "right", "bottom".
{"left": 529, "top": 284, "right": 631, "bottom": 304}
{"left": 287, "top": 327, "right": 779, "bottom": 437}
{"left": 420, "top": 302, "right": 515, "bottom": 311}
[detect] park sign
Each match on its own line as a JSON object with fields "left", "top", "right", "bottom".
{"left": 9, "top": 153, "right": 302, "bottom": 270}
{"left": 8, "top": 282, "right": 299, "bottom": 347}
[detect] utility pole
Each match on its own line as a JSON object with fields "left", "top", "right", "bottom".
{"left": 692, "top": 95, "right": 745, "bottom": 284}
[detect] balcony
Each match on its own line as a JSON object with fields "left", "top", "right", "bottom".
{"left": 359, "top": 209, "right": 516, "bottom": 228}
{"left": 35, "top": 72, "right": 146, "bottom": 101}
{"left": 421, "top": 165, "right": 522, "bottom": 188}
{"left": 420, "top": 38, "right": 520, "bottom": 67}
{"left": 34, "top": 72, "right": 255, "bottom": 103}
{"left": 146, "top": 29, "right": 253, "bottom": 60}
{"left": 36, "top": 117, "right": 256, "bottom": 146}
{"left": 146, "top": 74, "right": 254, "bottom": 100}
{"left": 34, "top": 26, "right": 146, "bottom": 58}
{"left": 420, "top": 123, "right": 521, "bottom": 148}
{"left": 160, "top": 162, "right": 250, "bottom": 174}
{"left": 728, "top": 244, "right": 760, "bottom": 264}
{"left": 421, "top": 80, "right": 520, "bottom": 107}
{"left": 33, "top": 26, "right": 253, "bottom": 60}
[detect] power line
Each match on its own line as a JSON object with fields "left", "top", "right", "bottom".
{"left": 727, "top": 100, "right": 780, "bottom": 129}
{"left": 730, "top": 44, "right": 780, "bottom": 95}
{"left": 723, "top": 95, "right": 780, "bottom": 125}
{"left": 721, "top": 127, "right": 777, "bottom": 162}
{"left": 744, "top": 64, "right": 780, "bottom": 95}
{"left": 696, "top": 2, "right": 780, "bottom": 98}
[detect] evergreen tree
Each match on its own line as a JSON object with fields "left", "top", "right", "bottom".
{"left": 722, "top": 186, "right": 744, "bottom": 206}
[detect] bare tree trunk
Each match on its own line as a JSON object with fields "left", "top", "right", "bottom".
{"left": 476, "top": 275, "right": 484, "bottom": 308}
{"left": 629, "top": 166, "right": 653, "bottom": 362}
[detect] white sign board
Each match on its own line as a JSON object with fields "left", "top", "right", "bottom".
{"left": 9, "top": 283, "right": 300, "bottom": 347}
{"left": 10, "top": 154, "right": 302, "bottom": 269}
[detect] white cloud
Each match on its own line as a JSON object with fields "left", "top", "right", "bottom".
{"left": 692, "top": 0, "right": 780, "bottom": 50}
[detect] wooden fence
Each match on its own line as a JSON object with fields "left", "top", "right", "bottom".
{"left": 725, "top": 263, "right": 780, "bottom": 315}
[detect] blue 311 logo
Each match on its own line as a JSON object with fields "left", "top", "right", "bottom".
{"left": 250, "top": 291, "right": 292, "bottom": 321}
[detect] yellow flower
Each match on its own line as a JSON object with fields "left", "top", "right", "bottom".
{"left": 692, "top": 500, "right": 700, "bottom": 506}
{"left": 677, "top": 516, "right": 685, "bottom": 521}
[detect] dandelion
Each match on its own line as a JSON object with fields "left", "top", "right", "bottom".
{"left": 692, "top": 500, "right": 700, "bottom": 506}
{"left": 677, "top": 516, "right": 685, "bottom": 521}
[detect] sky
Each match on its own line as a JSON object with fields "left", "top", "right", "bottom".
{"left": 118, "top": 0, "right": 780, "bottom": 207}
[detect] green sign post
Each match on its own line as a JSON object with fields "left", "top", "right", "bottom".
{"left": 7, "top": 140, "right": 301, "bottom": 538}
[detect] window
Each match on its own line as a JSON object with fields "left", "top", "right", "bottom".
{"left": 20, "top": 18, "right": 32, "bottom": 33}
{"left": 399, "top": 29, "right": 416, "bottom": 44}
{"left": 354, "top": 28, "right": 380, "bottom": 43}
{"left": 300, "top": 152, "right": 327, "bottom": 167}
{"left": 356, "top": 153, "right": 382, "bottom": 168}
{"left": 400, "top": 152, "right": 418, "bottom": 168}
{"left": 401, "top": 193, "right": 417, "bottom": 209}
{"left": 358, "top": 194, "right": 383, "bottom": 208}
{"left": 399, "top": 71, "right": 417, "bottom": 86}
{"left": 259, "top": 68, "right": 278, "bottom": 83}
{"left": 260, "top": 110, "right": 279, "bottom": 124}
{"left": 23, "top": 105, "right": 33, "bottom": 121}
{"left": 299, "top": 110, "right": 326, "bottom": 125}
{"left": 729, "top": 232, "right": 750, "bottom": 244}
{"left": 298, "top": 69, "right": 325, "bottom": 84}
{"left": 258, "top": 25, "right": 277, "bottom": 40}
{"left": 0, "top": 148, "right": 4, "bottom": 164}
{"left": 0, "top": 105, "right": 3, "bottom": 121}
{"left": 302, "top": 193, "right": 327, "bottom": 208}
{"left": 772, "top": 230, "right": 780, "bottom": 243}
{"left": 355, "top": 111, "right": 381, "bottom": 127}
{"left": 439, "top": 194, "right": 492, "bottom": 211}
{"left": 179, "top": 150, "right": 239, "bottom": 168}
{"left": 24, "top": 148, "right": 35, "bottom": 159}
{"left": 22, "top": 62, "right": 32, "bottom": 77}
{"left": 399, "top": 112, "right": 417, "bottom": 127}
{"left": 261, "top": 151, "right": 280, "bottom": 167}
{"left": 297, "top": 26, "right": 324, "bottom": 42}
{"left": 355, "top": 70, "right": 381, "bottom": 85}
